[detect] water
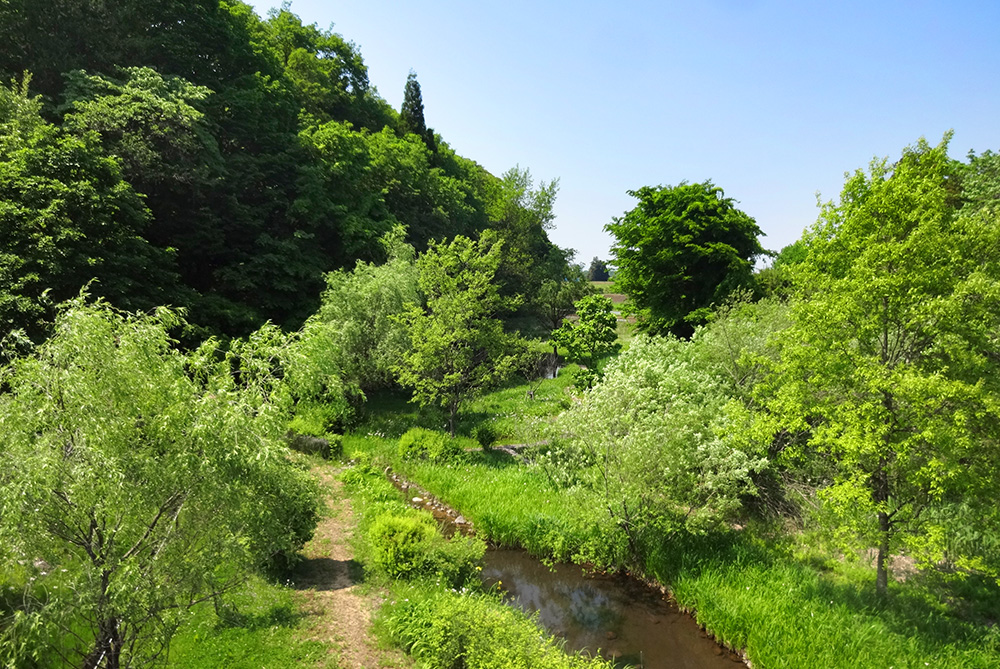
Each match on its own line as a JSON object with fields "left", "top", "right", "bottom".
{"left": 482, "top": 549, "right": 745, "bottom": 668}
{"left": 393, "top": 474, "right": 745, "bottom": 668}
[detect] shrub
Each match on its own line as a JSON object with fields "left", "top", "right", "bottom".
{"left": 367, "top": 511, "right": 485, "bottom": 587}
{"left": 379, "top": 586, "right": 613, "bottom": 669}
{"left": 398, "top": 427, "right": 464, "bottom": 463}
{"left": 471, "top": 423, "right": 497, "bottom": 448}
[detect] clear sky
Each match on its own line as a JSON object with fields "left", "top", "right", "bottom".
{"left": 249, "top": 0, "right": 1000, "bottom": 266}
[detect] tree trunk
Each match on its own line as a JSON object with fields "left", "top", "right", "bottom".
{"left": 449, "top": 400, "right": 457, "bottom": 438}
{"left": 876, "top": 509, "right": 890, "bottom": 596}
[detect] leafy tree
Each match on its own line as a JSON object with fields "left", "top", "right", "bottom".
{"left": 0, "top": 76, "right": 180, "bottom": 340}
{"left": 396, "top": 235, "right": 530, "bottom": 436}
{"left": 587, "top": 257, "right": 610, "bottom": 282}
{"left": 606, "top": 181, "right": 765, "bottom": 337}
{"left": 551, "top": 294, "right": 620, "bottom": 387}
{"left": 0, "top": 297, "right": 319, "bottom": 667}
{"left": 762, "top": 135, "right": 1000, "bottom": 595}
{"left": 535, "top": 265, "right": 597, "bottom": 333}
{"left": 291, "top": 226, "right": 420, "bottom": 402}
{"left": 484, "top": 166, "right": 569, "bottom": 308}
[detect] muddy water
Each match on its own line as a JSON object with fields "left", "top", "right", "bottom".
{"left": 482, "top": 549, "right": 744, "bottom": 668}
{"left": 392, "top": 474, "right": 744, "bottom": 668}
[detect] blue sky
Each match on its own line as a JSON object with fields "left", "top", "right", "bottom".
{"left": 250, "top": 0, "right": 1000, "bottom": 266}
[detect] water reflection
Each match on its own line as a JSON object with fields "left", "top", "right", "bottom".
{"left": 482, "top": 549, "right": 744, "bottom": 668}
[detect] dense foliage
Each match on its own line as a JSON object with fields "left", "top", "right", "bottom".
{"left": 606, "top": 181, "right": 765, "bottom": 337}
{"left": 0, "top": 0, "right": 570, "bottom": 339}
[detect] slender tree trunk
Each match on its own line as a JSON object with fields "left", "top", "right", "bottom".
{"left": 872, "top": 456, "right": 890, "bottom": 596}
{"left": 449, "top": 399, "right": 457, "bottom": 438}
{"left": 876, "top": 510, "right": 890, "bottom": 595}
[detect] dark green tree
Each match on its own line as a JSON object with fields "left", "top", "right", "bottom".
{"left": 587, "top": 257, "right": 610, "bottom": 281}
{"left": 400, "top": 69, "right": 434, "bottom": 151}
{"left": 606, "top": 181, "right": 764, "bottom": 337}
{"left": 0, "top": 77, "right": 181, "bottom": 340}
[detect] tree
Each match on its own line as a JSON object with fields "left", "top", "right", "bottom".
{"left": 606, "top": 181, "right": 764, "bottom": 337}
{"left": 0, "top": 76, "right": 181, "bottom": 340}
{"left": 551, "top": 295, "right": 620, "bottom": 387}
{"left": 535, "top": 263, "right": 596, "bottom": 333}
{"left": 400, "top": 69, "right": 434, "bottom": 151}
{"left": 395, "top": 236, "right": 530, "bottom": 436}
{"left": 0, "top": 297, "right": 319, "bottom": 667}
{"left": 587, "top": 257, "right": 610, "bottom": 282}
{"left": 762, "top": 135, "right": 1000, "bottom": 595}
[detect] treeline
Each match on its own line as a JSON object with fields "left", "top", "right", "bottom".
{"left": 0, "top": 0, "right": 570, "bottom": 340}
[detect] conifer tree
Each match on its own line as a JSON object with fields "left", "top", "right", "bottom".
{"left": 400, "top": 69, "right": 434, "bottom": 150}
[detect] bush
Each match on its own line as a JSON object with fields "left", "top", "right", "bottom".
{"left": 379, "top": 586, "right": 613, "bottom": 669}
{"left": 286, "top": 432, "right": 343, "bottom": 460}
{"left": 367, "top": 512, "right": 485, "bottom": 587}
{"left": 471, "top": 423, "right": 497, "bottom": 448}
{"left": 398, "top": 427, "right": 464, "bottom": 463}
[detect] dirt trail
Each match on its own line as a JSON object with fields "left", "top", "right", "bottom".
{"left": 292, "top": 464, "right": 412, "bottom": 669}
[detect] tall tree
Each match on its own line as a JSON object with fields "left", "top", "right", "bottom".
{"left": 606, "top": 181, "right": 764, "bottom": 337}
{"left": 400, "top": 69, "right": 434, "bottom": 151}
{"left": 0, "top": 76, "right": 181, "bottom": 340}
{"left": 763, "top": 135, "right": 1000, "bottom": 595}
{"left": 395, "top": 236, "right": 530, "bottom": 436}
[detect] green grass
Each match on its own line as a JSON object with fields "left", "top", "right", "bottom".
{"left": 346, "top": 376, "right": 1000, "bottom": 669}
{"left": 167, "top": 576, "right": 330, "bottom": 668}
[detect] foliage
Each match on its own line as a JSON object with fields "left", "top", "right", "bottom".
{"left": 606, "top": 180, "right": 765, "bottom": 337}
{"left": 535, "top": 264, "right": 597, "bottom": 332}
{"left": 0, "top": 75, "right": 180, "bottom": 340}
{"left": 550, "top": 294, "right": 620, "bottom": 381}
{"left": 290, "top": 226, "right": 419, "bottom": 404}
{"left": 761, "top": 134, "right": 1000, "bottom": 594}
{"left": 587, "top": 257, "right": 610, "bottom": 282}
{"left": 398, "top": 427, "right": 465, "bottom": 464}
{"left": 547, "top": 335, "right": 764, "bottom": 562}
{"left": 379, "top": 585, "right": 614, "bottom": 669}
{"left": 400, "top": 69, "right": 434, "bottom": 151}
{"left": 0, "top": 297, "right": 319, "bottom": 667}
{"left": 367, "top": 513, "right": 485, "bottom": 587}
{"left": 396, "top": 235, "right": 533, "bottom": 435}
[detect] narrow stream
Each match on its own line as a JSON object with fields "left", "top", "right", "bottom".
{"left": 393, "top": 474, "right": 746, "bottom": 668}
{"left": 482, "top": 549, "right": 744, "bottom": 668}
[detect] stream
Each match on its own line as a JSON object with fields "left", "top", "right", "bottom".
{"left": 394, "top": 474, "right": 746, "bottom": 668}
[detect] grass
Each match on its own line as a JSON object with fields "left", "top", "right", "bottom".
{"left": 166, "top": 576, "right": 331, "bottom": 668}
{"left": 347, "top": 374, "right": 1000, "bottom": 669}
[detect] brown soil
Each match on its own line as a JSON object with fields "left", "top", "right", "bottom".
{"left": 292, "top": 464, "right": 413, "bottom": 669}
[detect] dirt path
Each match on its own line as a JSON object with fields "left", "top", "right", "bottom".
{"left": 292, "top": 464, "right": 412, "bottom": 669}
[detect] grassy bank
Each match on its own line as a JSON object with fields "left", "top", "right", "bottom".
{"left": 346, "top": 371, "right": 1000, "bottom": 669}
{"left": 339, "top": 459, "right": 613, "bottom": 669}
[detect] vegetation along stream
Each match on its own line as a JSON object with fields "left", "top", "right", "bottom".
{"left": 398, "top": 475, "right": 745, "bottom": 668}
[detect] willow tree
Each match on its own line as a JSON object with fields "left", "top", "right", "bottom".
{"left": 765, "top": 135, "right": 1000, "bottom": 595}
{"left": 0, "top": 298, "right": 319, "bottom": 666}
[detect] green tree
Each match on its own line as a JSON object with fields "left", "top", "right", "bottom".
{"left": 396, "top": 236, "right": 530, "bottom": 436}
{"left": 762, "top": 135, "right": 1000, "bottom": 595}
{"left": 606, "top": 181, "right": 764, "bottom": 337}
{"left": 551, "top": 294, "right": 620, "bottom": 385}
{"left": 400, "top": 69, "right": 434, "bottom": 151}
{"left": 0, "top": 297, "right": 319, "bottom": 667}
{"left": 535, "top": 265, "right": 597, "bottom": 333}
{"left": 587, "top": 257, "right": 610, "bottom": 282}
{"left": 0, "top": 76, "right": 181, "bottom": 340}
